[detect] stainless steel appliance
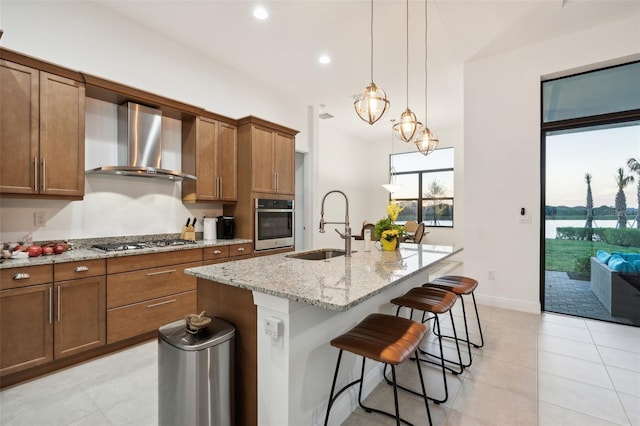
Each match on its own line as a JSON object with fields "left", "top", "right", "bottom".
{"left": 254, "top": 198, "right": 294, "bottom": 251}
{"left": 85, "top": 102, "right": 196, "bottom": 181}
{"left": 91, "top": 239, "right": 197, "bottom": 252}
{"left": 216, "top": 216, "right": 235, "bottom": 239}
{"left": 158, "top": 318, "right": 235, "bottom": 426}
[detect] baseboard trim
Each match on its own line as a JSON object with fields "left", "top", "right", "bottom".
{"left": 475, "top": 293, "right": 541, "bottom": 314}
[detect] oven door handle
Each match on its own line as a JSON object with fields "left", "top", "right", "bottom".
{"left": 256, "top": 209, "right": 294, "bottom": 213}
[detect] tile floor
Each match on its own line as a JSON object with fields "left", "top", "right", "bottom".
{"left": 1, "top": 303, "right": 639, "bottom": 425}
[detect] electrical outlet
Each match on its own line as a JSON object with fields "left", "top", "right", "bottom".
{"left": 265, "top": 317, "right": 282, "bottom": 339}
{"left": 487, "top": 269, "right": 495, "bottom": 280}
{"left": 34, "top": 212, "right": 47, "bottom": 227}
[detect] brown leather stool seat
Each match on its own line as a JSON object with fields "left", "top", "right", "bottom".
{"left": 324, "top": 313, "right": 432, "bottom": 426}
{"left": 389, "top": 286, "right": 464, "bottom": 404}
{"left": 425, "top": 275, "right": 484, "bottom": 364}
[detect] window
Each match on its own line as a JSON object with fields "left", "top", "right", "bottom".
{"left": 390, "top": 148, "right": 454, "bottom": 227}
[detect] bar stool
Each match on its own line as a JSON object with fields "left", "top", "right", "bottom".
{"left": 425, "top": 275, "right": 484, "bottom": 367}
{"left": 388, "top": 286, "right": 463, "bottom": 404}
{"left": 324, "top": 313, "right": 432, "bottom": 426}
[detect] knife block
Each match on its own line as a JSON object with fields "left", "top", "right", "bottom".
{"left": 180, "top": 225, "right": 195, "bottom": 241}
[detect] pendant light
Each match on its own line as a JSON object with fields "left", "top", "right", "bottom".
{"left": 393, "top": 0, "right": 421, "bottom": 142}
{"left": 354, "top": 0, "right": 390, "bottom": 125}
{"left": 382, "top": 119, "right": 403, "bottom": 193}
{"left": 415, "top": 0, "right": 439, "bottom": 156}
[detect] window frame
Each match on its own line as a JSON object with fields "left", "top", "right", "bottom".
{"left": 389, "top": 148, "right": 455, "bottom": 228}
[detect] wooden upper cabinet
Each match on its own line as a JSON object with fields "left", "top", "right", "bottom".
{"left": 242, "top": 121, "right": 297, "bottom": 195}
{"left": 0, "top": 60, "right": 39, "bottom": 194}
{"left": 182, "top": 116, "right": 237, "bottom": 202}
{"left": 39, "top": 72, "right": 85, "bottom": 197}
{"left": 0, "top": 59, "right": 85, "bottom": 198}
{"left": 250, "top": 125, "right": 277, "bottom": 193}
{"left": 274, "top": 132, "right": 295, "bottom": 195}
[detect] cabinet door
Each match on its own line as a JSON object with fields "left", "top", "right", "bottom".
{"left": 39, "top": 71, "right": 85, "bottom": 197}
{"left": 0, "top": 60, "right": 39, "bottom": 195}
{"left": 0, "top": 285, "right": 53, "bottom": 376}
{"left": 251, "top": 125, "right": 276, "bottom": 193}
{"left": 217, "top": 121, "right": 237, "bottom": 201}
{"left": 196, "top": 117, "right": 218, "bottom": 200}
{"left": 274, "top": 132, "right": 295, "bottom": 194}
{"left": 54, "top": 276, "right": 106, "bottom": 359}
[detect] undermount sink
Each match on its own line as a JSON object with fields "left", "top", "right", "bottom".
{"left": 286, "top": 249, "right": 354, "bottom": 261}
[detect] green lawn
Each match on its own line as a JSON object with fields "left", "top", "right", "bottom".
{"left": 545, "top": 239, "right": 640, "bottom": 272}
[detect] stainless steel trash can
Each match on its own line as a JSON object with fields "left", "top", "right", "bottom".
{"left": 158, "top": 317, "right": 235, "bottom": 426}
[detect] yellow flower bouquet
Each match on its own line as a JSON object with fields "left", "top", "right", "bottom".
{"left": 375, "top": 202, "right": 406, "bottom": 250}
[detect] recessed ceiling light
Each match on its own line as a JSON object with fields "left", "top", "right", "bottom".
{"left": 318, "top": 55, "right": 331, "bottom": 65}
{"left": 253, "top": 6, "right": 269, "bottom": 20}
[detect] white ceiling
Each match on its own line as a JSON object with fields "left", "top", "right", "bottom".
{"left": 95, "top": 0, "right": 639, "bottom": 143}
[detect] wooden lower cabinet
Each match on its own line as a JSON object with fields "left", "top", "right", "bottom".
{"left": 54, "top": 276, "right": 106, "bottom": 359}
{"left": 107, "top": 291, "right": 196, "bottom": 343}
{"left": 0, "top": 284, "right": 53, "bottom": 376}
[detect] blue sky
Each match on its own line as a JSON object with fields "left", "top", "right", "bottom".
{"left": 546, "top": 124, "right": 640, "bottom": 207}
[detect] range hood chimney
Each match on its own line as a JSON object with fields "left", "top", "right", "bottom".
{"left": 86, "top": 102, "right": 196, "bottom": 181}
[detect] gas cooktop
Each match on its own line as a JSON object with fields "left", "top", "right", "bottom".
{"left": 91, "top": 239, "right": 197, "bottom": 253}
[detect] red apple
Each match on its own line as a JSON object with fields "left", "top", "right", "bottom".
{"left": 43, "top": 247, "right": 54, "bottom": 255}
{"left": 54, "top": 244, "right": 67, "bottom": 254}
{"left": 28, "top": 245, "right": 43, "bottom": 257}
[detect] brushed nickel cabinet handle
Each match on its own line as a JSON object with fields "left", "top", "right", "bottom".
{"left": 276, "top": 172, "right": 279, "bottom": 192}
{"left": 75, "top": 266, "right": 89, "bottom": 272}
{"left": 34, "top": 157, "right": 38, "bottom": 191}
{"left": 147, "top": 299, "right": 176, "bottom": 308}
{"left": 41, "top": 157, "right": 46, "bottom": 192}
{"left": 57, "top": 286, "right": 61, "bottom": 323}
{"left": 13, "top": 273, "right": 31, "bottom": 280}
{"left": 49, "top": 287, "right": 53, "bottom": 325}
{"left": 237, "top": 247, "right": 245, "bottom": 252}
{"left": 213, "top": 250, "right": 222, "bottom": 255}
{"left": 146, "top": 269, "right": 177, "bottom": 277}
{"left": 219, "top": 177, "right": 223, "bottom": 198}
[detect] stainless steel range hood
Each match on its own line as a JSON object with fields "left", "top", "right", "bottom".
{"left": 86, "top": 102, "right": 196, "bottom": 181}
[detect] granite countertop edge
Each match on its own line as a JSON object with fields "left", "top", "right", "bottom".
{"left": 0, "top": 238, "right": 253, "bottom": 269}
{"left": 187, "top": 244, "right": 462, "bottom": 312}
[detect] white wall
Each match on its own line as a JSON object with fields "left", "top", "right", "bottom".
{"left": 464, "top": 15, "right": 640, "bottom": 313}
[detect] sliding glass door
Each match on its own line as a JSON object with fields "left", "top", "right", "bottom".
{"left": 541, "top": 61, "right": 640, "bottom": 326}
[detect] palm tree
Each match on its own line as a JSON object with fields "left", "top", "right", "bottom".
{"left": 584, "top": 173, "right": 593, "bottom": 240}
{"left": 614, "top": 167, "right": 634, "bottom": 229}
{"left": 627, "top": 158, "right": 640, "bottom": 228}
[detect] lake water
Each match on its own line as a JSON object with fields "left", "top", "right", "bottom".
{"left": 545, "top": 219, "right": 629, "bottom": 239}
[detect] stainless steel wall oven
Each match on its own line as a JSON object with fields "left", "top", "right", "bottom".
{"left": 254, "top": 198, "right": 294, "bottom": 251}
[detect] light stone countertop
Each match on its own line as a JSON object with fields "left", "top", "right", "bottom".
{"left": 0, "top": 239, "right": 252, "bottom": 269}
{"left": 185, "top": 242, "right": 462, "bottom": 311}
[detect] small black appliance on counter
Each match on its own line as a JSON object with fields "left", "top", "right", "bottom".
{"left": 216, "top": 216, "right": 235, "bottom": 239}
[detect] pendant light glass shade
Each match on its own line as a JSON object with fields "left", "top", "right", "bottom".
{"left": 393, "top": 108, "right": 420, "bottom": 142}
{"left": 394, "top": 0, "right": 421, "bottom": 142}
{"left": 355, "top": 82, "right": 390, "bottom": 124}
{"left": 355, "top": 0, "right": 389, "bottom": 125}
{"left": 415, "top": 127, "right": 439, "bottom": 156}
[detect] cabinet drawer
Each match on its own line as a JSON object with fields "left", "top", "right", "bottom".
{"left": 0, "top": 264, "right": 53, "bottom": 290}
{"left": 107, "top": 262, "right": 199, "bottom": 309}
{"left": 54, "top": 259, "right": 106, "bottom": 281}
{"left": 203, "top": 245, "right": 230, "bottom": 261}
{"left": 229, "top": 243, "right": 252, "bottom": 258}
{"left": 107, "top": 291, "right": 196, "bottom": 344}
{"left": 107, "top": 249, "right": 202, "bottom": 274}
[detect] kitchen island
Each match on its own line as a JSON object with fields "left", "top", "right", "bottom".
{"left": 185, "top": 242, "right": 461, "bottom": 426}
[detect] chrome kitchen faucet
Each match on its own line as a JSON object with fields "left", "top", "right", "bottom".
{"left": 319, "top": 190, "right": 352, "bottom": 256}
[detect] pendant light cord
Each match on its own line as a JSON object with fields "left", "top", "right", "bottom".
{"left": 424, "top": 0, "right": 428, "bottom": 122}
{"left": 370, "top": 0, "right": 374, "bottom": 82}
{"left": 405, "top": 0, "right": 409, "bottom": 109}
